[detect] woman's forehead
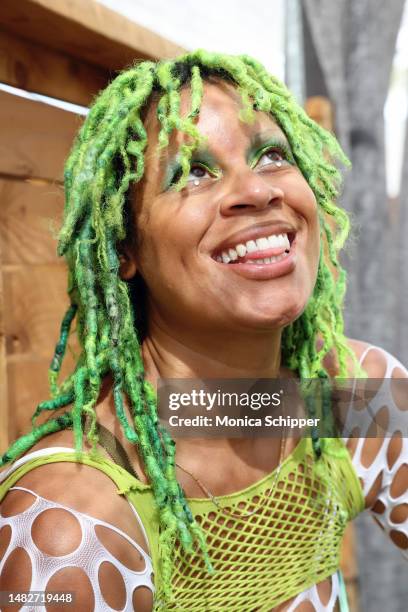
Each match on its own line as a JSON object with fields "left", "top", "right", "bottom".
{"left": 144, "top": 80, "right": 288, "bottom": 166}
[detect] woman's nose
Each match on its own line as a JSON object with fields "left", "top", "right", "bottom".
{"left": 219, "top": 167, "right": 284, "bottom": 216}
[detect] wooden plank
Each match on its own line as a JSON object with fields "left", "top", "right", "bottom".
{"left": 0, "top": 177, "right": 63, "bottom": 265}
{"left": 0, "top": 90, "right": 81, "bottom": 181}
{"left": 0, "top": 28, "right": 108, "bottom": 107}
{"left": 3, "top": 263, "right": 73, "bottom": 359}
{"left": 3, "top": 259, "right": 79, "bottom": 443}
{"left": 6, "top": 358, "right": 49, "bottom": 443}
{"left": 3, "top": 240, "right": 80, "bottom": 442}
{"left": 7, "top": 353, "right": 77, "bottom": 443}
{"left": 0, "top": 216, "right": 8, "bottom": 452}
{"left": 0, "top": 0, "right": 185, "bottom": 71}
{"left": 305, "top": 96, "right": 334, "bottom": 132}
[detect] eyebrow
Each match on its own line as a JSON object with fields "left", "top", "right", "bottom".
{"left": 159, "top": 128, "right": 290, "bottom": 170}
{"left": 159, "top": 146, "right": 216, "bottom": 168}
{"left": 248, "top": 129, "right": 290, "bottom": 151}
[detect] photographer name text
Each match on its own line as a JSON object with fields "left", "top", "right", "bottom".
{"left": 168, "top": 415, "right": 320, "bottom": 429}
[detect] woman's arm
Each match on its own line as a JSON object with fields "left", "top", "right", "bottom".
{"left": 0, "top": 462, "right": 154, "bottom": 611}
{"left": 345, "top": 340, "right": 408, "bottom": 556}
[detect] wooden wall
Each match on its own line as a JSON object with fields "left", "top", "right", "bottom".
{"left": 0, "top": 90, "right": 82, "bottom": 445}
{"left": 0, "top": 0, "right": 184, "bottom": 451}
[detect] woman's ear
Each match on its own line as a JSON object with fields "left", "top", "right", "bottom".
{"left": 118, "top": 249, "right": 138, "bottom": 280}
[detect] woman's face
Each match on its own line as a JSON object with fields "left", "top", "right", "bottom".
{"left": 125, "top": 80, "right": 321, "bottom": 337}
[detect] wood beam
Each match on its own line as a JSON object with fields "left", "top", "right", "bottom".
{"left": 0, "top": 28, "right": 108, "bottom": 106}
{"left": 0, "top": 0, "right": 185, "bottom": 72}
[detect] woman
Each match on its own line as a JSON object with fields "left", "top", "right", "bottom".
{"left": 0, "top": 50, "right": 407, "bottom": 611}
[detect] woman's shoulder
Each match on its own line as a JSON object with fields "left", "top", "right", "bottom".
{"left": 0, "top": 430, "right": 154, "bottom": 610}
{"left": 322, "top": 336, "right": 407, "bottom": 378}
{"left": 346, "top": 337, "right": 405, "bottom": 371}
{"left": 341, "top": 337, "right": 408, "bottom": 450}
{"left": 1, "top": 425, "right": 146, "bottom": 531}
{"left": 1, "top": 430, "right": 149, "bottom": 540}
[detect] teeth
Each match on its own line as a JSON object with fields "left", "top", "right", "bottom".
{"left": 256, "top": 237, "right": 270, "bottom": 250}
{"left": 268, "top": 235, "right": 279, "bottom": 248}
{"left": 243, "top": 252, "right": 289, "bottom": 265}
{"left": 282, "top": 234, "right": 291, "bottom": 249}
{"left": 215, "top": 232, "right": 292, "bottom": 263}
{"left": 248, "top": 233, "right": 290, "bottom": 253}
{"left": 271, "top": 253, "right": 287, "bottom": 262}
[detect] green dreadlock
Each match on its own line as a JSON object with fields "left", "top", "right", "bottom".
{"left": 0, "top": 49, "right": 366, "bottom": 602}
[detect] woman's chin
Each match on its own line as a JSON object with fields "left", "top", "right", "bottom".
{"left": 218, "top": 300, "right": 308, "bottom": 332}
{"left": 205, "top": 277, "right": 313, "bottom": 330}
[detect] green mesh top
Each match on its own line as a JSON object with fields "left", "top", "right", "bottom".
{"left": 0, "top": 436, "right": 364, "bottom": 610}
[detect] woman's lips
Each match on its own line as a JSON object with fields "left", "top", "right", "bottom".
{"left": 214, "top": 237, "right": 298, "bottom": 280}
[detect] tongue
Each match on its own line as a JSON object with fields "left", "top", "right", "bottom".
{"left": 238, "top": 245, "right": 289, "bottom": 263}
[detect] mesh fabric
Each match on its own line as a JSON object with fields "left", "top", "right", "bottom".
{"left": 152, "top": 437, "right": 364, "bottom": 610}
{"left": 0, "top": 437, "right": 364, "bottom": 611}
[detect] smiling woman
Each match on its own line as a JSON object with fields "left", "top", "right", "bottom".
{"left": 0, "top": 50, "right": 407, "bottom": 612}
{"left": 127, "top": 80, "right": 321, "bottom": 342}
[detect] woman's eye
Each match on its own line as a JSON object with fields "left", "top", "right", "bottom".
{"left": 256, "top": 148, "right": 287, "bottom": 169}
{"left": 166, "top": 163, "right": 215, "bottom": 191}
{"left": 187, "top": 164, "right": 212, "bottom": 183}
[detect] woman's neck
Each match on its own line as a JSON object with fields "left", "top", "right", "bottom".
{"left": 97, "top": 321, "right": 299, "bottom": 479}
{"left": 141, "top": 319, "right": 292, "bottom": 384}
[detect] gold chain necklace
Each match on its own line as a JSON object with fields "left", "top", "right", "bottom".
{"left": 175, "top": 425, "right": 287, "bottom": 519}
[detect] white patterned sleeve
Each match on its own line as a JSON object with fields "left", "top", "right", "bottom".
{"left": 0, "top": 485, "right": 155, "bottom": 611}
{"left": 347, "top": 345, "right": 408, "bottom": 558}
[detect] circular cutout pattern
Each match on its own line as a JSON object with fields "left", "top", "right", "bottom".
{"left": 316, "top": 578, "right": 332, "bottom": 605}
{"left": 46, "top": 567, "right": 94, "bottom": 612}
{"left": 361, "top": 437, "right": 386, "bottom": 469}
{"left": 95, "top": 524, "right": 146, "bottom": 572}
{"left": 1, "top": 489, "right": 37, "bottom": 517}
{"left": 390, "top": 367, "right": 408, "bottom": 410}
{"left": 386, "top": 432, "right": 402, "bottom": 470}
{"left": 0, "top": 525, "right": 12, "bottom": 559}
{"left": 98, "top": 561, "right": 126, "bottom": 610}
{"left": 32, "top": 508, "right": 81, "bottom": 556}
{"left": 1, "top": 546, "right": 32, "bottom": 593}
{"left": 390, "top": 504, "right": 408, "bottom": 524}
{"left": 390, "top": 464, "right": 408, "bottom": 498}
{"left": 133, "top": 585, "right": 154, "bottom": 610}
{"left": 390, "top": 529, "right": 408, "bottom": 550}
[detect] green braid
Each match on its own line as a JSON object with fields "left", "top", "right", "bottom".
{"left": 48, "top": 303, "right": 77, "bottom": 397}
{"left": 1, "top": 49, "right": 366, "bottom": 605}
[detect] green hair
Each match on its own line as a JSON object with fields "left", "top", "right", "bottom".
{"left": 1, "top": 49, "right": 365, "bottom": 603}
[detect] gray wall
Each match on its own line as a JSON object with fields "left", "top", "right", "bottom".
{"left": 302, "top": 1, "right": 407, "bottom": 610}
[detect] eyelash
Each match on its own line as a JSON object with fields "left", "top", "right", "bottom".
{"left": 168, "top": 163, "right": 215, "bottom": 188}
{"left": 251, "top": 143, "right": 293, "bottom": 169}
{"left": 168, "top": 143, "right": 293, "bottom": 188}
